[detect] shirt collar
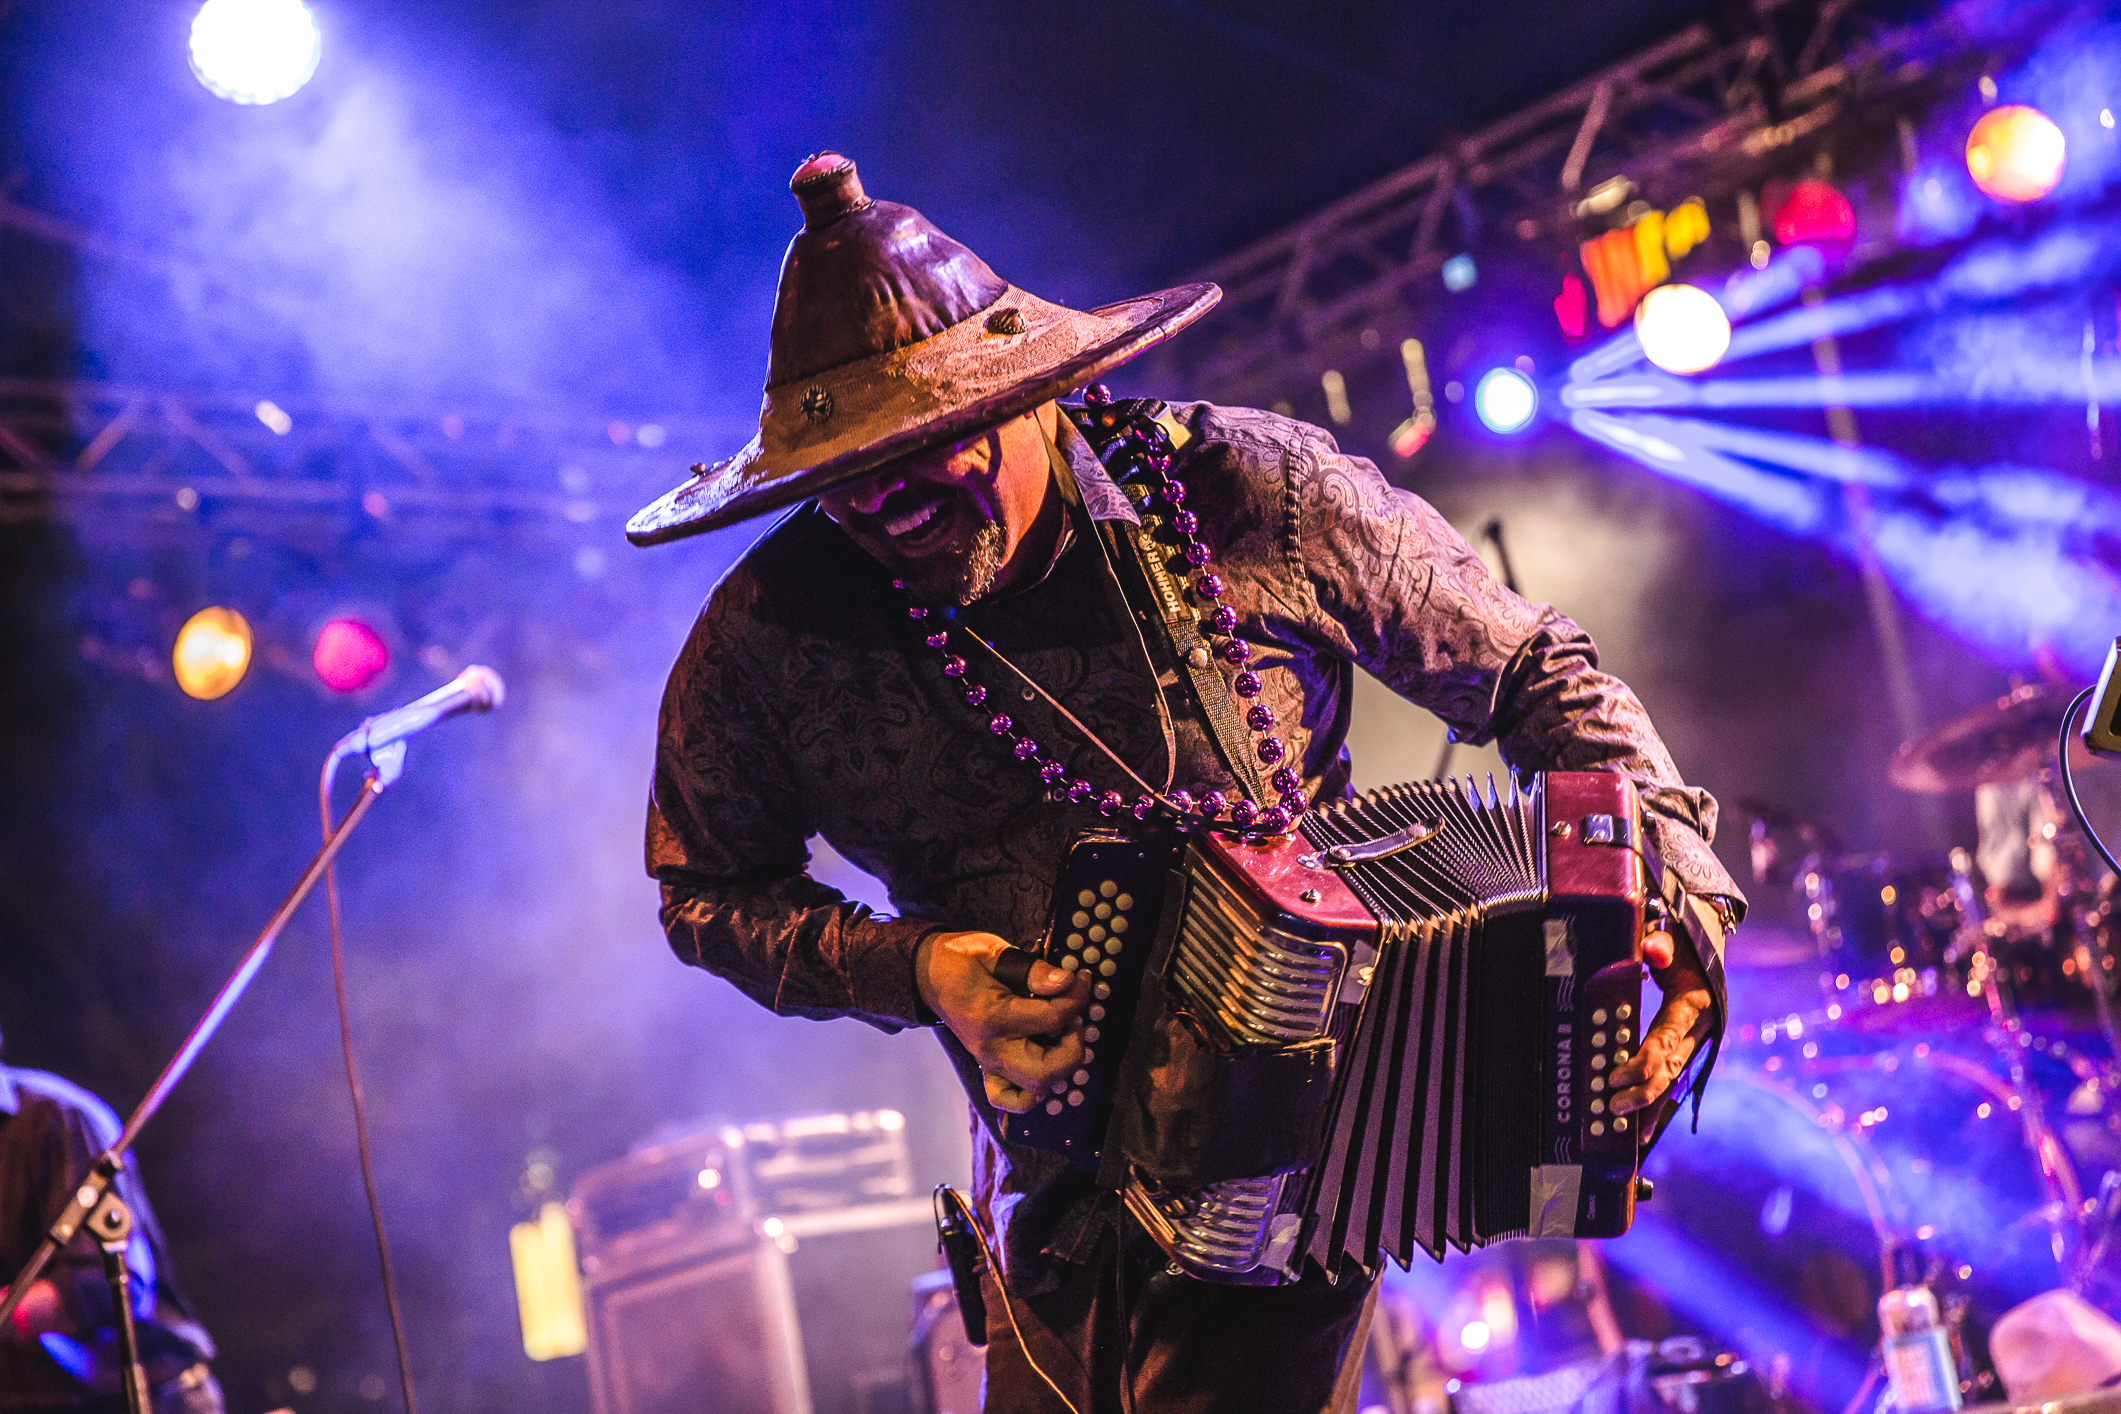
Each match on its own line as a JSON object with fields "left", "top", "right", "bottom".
{"left": 1054, "top": 412, "right": 1140, "bottom": 526}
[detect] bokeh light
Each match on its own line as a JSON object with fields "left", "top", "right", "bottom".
{"left": 188, "top": 0, "right": 321, "bottom": 106}
{"left": 312, "top": 618, "right": 389, "bottom": 693}
{"left": 172, "top": 606, "right": 253, "bottom": 700}
{"left": 1473, "top": 367, "right": 1538, "bottom": 434}
{"left": 1634, "top": 282, "right": 1733, "bottom": 375}
{"left": 1966, "top": 105, "right": 2066, "bottom": 203}
{"left": 1771, "top": 178, "right": 1856, "bottom": 246}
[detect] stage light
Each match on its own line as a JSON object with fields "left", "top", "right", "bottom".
{"left": 188, "top": 0, "right": 321, "bottom": 106}
{"left": 313, "top": 618, "right": 389, "bottom": 693}
{"left": 1474, "top": 368, "right": 1538, "bottom": 434}
{"left": 1554, "top": 272, "right": 1589, "bottom": 340}
{"left": 1771, "top": 179, "right": 1855, "bottom": 246}
{"left": 1966, "top": 105, "right": 2066, "bottom": 203}
{"left": 1442, "top": 254, "right": 1478, "bottom": 292}
{"left": 1634, "top": 283, "right": 1731, "bottom": 375}
{"left": 172, "top": 606, "right": 252, "bottom": 700}
{"left": 1460, "top": 1320, "right": 1492, "bottom": 1352}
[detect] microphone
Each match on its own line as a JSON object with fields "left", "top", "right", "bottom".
{"left": 330, "top": 665, "right": 505, "bottom": 763}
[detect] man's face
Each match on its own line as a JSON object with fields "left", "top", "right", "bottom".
{"left": 817, "top": 406, "right": 1057, "bottom": 606}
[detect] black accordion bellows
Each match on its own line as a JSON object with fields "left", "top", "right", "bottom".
{"left": 1004, "top": 771, "right": 1653, "bottom": 1285}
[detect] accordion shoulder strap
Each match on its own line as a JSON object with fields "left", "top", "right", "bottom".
{"left": 1062, "top": 400, "right": 1271, "bottom": 805}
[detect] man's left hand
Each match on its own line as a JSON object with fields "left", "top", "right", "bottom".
{"left": 1608, "top": 925, "right": 1713, "bottom": 1117}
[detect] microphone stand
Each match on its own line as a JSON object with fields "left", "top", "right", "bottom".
{"left": 0, "top": 740, "right": 407, "bottom": 1414}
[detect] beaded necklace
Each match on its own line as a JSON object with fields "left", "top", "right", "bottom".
{"left": 893, "top": 384, "right": 1306, "bottom": 841}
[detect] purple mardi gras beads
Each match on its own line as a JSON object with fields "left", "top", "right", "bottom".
{"left": 896, "top": 403, "right": 1312, "bottom": 839}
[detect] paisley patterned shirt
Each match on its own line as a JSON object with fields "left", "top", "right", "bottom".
{"left": 648, "top": 402, "right": 1742, "bottom": 1280}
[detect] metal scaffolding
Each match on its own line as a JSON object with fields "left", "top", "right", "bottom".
{"left": 0, "top": 376, "right": 728, "bottom": 541}
{"left": 1140, "top": 0, "right": 2052, "bottom": 408}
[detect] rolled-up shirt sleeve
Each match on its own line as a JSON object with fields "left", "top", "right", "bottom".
{"left": 1283, "top": 423, "right": 1745, "bottom": 930}
{"left": 648, "top": 583, "right": 932, "bottom": 1032}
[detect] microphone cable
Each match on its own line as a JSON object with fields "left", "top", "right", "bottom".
{"left": 2061, "top": 686, "right": 2121, "bottom": 878}
{"left": 319, "top": 754, "right": 421, "bottom": 1414}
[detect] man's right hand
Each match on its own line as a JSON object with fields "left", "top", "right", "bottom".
{"left": 915, "top": 930, "right": 1091, "bottom": 1113}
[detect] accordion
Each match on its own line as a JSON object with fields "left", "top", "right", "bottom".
{"left": 1002, "top": 771, "right": 1654, "bottom": 1284}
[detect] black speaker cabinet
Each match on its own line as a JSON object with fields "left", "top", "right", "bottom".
{"left": 571, "top": 1126, "right": 940, "bottom": 1414}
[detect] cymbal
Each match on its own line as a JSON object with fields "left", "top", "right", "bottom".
{"left": 1888, "top": 683, "right": 2098, "bottom": 794}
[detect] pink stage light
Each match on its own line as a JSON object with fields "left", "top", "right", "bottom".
{"left": 1771, "top": 179, "right": 1856, "bottom": 247}
{"left": 313, "top": 618, "right": 389, "bottom": 693}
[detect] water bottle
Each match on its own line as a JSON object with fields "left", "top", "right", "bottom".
{"left": 1879, "top": 1274, "right": 1962, "bottom": 1413}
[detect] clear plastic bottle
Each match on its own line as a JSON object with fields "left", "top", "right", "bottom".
{"left": 1879, "top": 1277, "right": 1962, "bottom": 1413}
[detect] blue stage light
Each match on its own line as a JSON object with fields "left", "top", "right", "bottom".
{"left": 188, "top": 0, "right": 321, "bottom": 105}
{"left": 1473, "top": 368, "right": 1537, "bottom": 433}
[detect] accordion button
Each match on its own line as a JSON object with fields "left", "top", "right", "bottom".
{"left": 1099, "top": 959, "right": 1118, "bottom": 976}
{"left": 1094, "top": 903, "right": 1113, "bottom": 920}
{"left": 1067, "top": 933, "right": 1085, "bottom": 950}
{"left": 1110, "top": 916, "right": 1129, "bottom": 933}
{"left": 1089, "top": 1005, "right": 1106, "bottom": 1021}
{"left": 1083, "top": 1048, "right": 1095, "bottom": 1062}
{"left": 1062, "top": 956, "right": 1081, "bottom": 971}
{"left": 1100, "top": 881, "right": 1118, "bottom": 898}
{"left": 1591, "top": 1055, "right": 1607, "bottom": 1070}
{"left": 1590, "top": 1121, "right": 1606, "bottom": 1137}
{"left": 1617, "top": 1028, "right": 1632, "bottom": 1043}
{"left": 1074, "top": 1069, "right": 1091, "bottom": 1086}
{"left": 1116, "top": 893, "right": 1134, "bottom": 911}
{"left": 1094, "top": 984, "right": 1112, "bottom": 1000}
{"left": 1073, "top": 911, "right": 1091, "bottom": 928}
{"left": 1085, "top": 1026, "right": 1101, "bottom": 1043}
{"left": 1614, "top": 1116, "right": 1629, "bottom": 1132}
{"left": 1591, "top": 1099, "right": 1605, "bottom": 1115}
{"left": 1592, "top": 1032, "right": 1607, "bottom": 1047}
{"left": 1047, "top": 1100, "right": 1064, "bottom": 1115}
{"left": 1590, "top": 1078, "right": 1605, "bottom": 1093}
{"left": 1079, "top": 891, "right": 1096, "bottom": 907}
{"left": 1088, "top": 925, "right": 1107, "bottom": 942}
{"left": 1614, "top": 1050, "right": 1630, "bottom": 1064}
{"left": 1068, "top": 1090, "right": 1085, "bottom": 1106}
{"left": 1106, "top": 938, "right": 1123, "bottom": 954}
{"left": 1617, "top": 1003, "right": 1633, "bottom": 1020}
{"left": 1592, "top": 1008, "right": 1609, "bottom": 1025}
{"left": 1083, "top": 948, "right": 1102, "bottom": 965}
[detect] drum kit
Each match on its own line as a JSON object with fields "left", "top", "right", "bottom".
{"left": 1674, "top": 682, "right": 2121, "bottom": 1407}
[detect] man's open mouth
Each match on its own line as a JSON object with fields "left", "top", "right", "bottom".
{"left": 878, "top": 491, "right": 961, "bottom": 552}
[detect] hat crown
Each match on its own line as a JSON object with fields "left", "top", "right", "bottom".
{"left": 765, "top": 153, "right": 1009, "bottom": 389}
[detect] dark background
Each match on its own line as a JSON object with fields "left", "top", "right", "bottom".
{"left": 1, "top": 2, "right": 2097, "bottom": 1410}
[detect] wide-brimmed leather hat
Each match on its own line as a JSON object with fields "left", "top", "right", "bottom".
{"left": 626, "top": 153, "right": 1220, "bottom": 545}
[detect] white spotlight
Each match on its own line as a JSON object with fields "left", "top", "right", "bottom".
{"left": 1474, "top": 368, "right": 1538, "bottom": 434}
{"left": 189, "top": 0, "right": 321, "bottom": 105}
{"left": 1634, "top": 283, "right": 1732, "bottom": 376}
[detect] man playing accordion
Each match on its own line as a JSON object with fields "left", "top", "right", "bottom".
{"left": 632, "top": 152, "right": 1742, "bottom": 1413}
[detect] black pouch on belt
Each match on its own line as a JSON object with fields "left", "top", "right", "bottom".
{"left": 1104, "top": 1006, "right": 1336, "bottom": 1186}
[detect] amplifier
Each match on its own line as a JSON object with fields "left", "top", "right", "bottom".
{"left": 570, "top": 1116, "right": 936, "bottom": 1414}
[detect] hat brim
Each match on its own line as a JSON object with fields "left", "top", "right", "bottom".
{"left": 626, "top": 281, "right": 1220, "bottom": 546}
